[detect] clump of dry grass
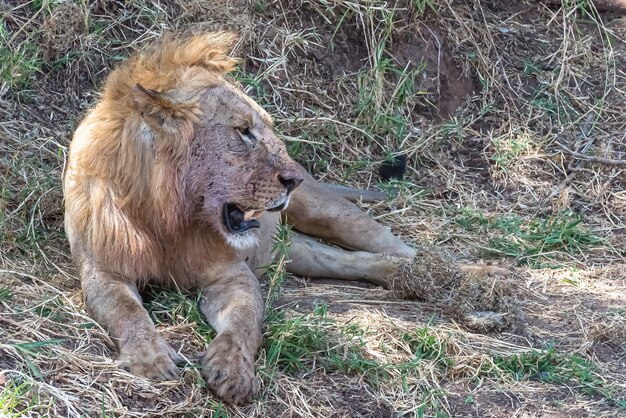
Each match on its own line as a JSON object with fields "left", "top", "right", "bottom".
{"left": 40, "top": 2, "right": 85, "bottom": 61}
{"left": 1, "top": 0, "right": 626, "bottom": 416}
{"left": 388, "top": 246, "right": 463, "bottom": 301}
{"left": 588, "top": 312, "right": 626, "bottom": 346}
{"left": 389, "top": 247, "right": 521, "bottom": 332}
{"left": 448, "top": 271, "right": 521, "bottom": 333}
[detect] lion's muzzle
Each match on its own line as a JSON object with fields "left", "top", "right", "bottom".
{"left": 277, "top": 172, "right": 303, "bottom": 194}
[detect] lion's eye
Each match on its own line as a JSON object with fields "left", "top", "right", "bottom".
{"left": 237, "top": 126, "right": 256, "bottom": 148}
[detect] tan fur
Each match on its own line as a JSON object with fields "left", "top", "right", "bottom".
{"left": 64, "top": 32, "right": 415, "bottom": 405}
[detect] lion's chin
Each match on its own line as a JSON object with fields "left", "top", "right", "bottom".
{"left": 224, "top": 230, "right": 260, "bottom": 252}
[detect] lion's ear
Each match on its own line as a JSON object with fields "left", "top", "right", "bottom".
{"left": 131, "top": 83, "right": 199, "bottom": 133}
{"left": 131, "top": 83, "right": 173, "bottom": 129}
{"left": 132, "top": 83, "right": 163, "bottom": 104}
{"left": 132, "top": 83, "right": 176, "bottom": 130}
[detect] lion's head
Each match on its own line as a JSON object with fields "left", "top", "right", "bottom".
{"left": 65, "top": 33, "right": 303, "bottom": 266}
{"left": 127, "top": 34, "right": 304, "bottom": 250}
{"left": 182, "top": 79, "right": 303, "bottom": 249}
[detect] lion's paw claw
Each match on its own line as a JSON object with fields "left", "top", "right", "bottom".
{"left": 117, "top": 334, "right": 181, "bottom": 381}
{"left": 201, "top": 333, "right": 259, "bottom": 404}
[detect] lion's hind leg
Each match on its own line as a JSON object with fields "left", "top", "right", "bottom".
{"left": 286, "top": 232, "right": 403, "bottom": 287}
{"left": 285, "top": 168, "right": 415, "bottom": 259}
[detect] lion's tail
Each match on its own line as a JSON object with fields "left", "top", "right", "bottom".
{"left": 320, "top": 183, "right": 390, "bottom": 203}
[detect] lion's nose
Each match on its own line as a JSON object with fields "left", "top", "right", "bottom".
{"left": 278, "top": 172, "right": 303, "bottom": 194}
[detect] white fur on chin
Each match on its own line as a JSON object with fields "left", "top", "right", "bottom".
{"left": 225, "top": 230, "right": 259, "bottom": 251}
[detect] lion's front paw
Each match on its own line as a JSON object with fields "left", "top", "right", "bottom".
{"left": 117, "top": 334, "right": 182, "bottom": 381}
{"left": 201, "top": 333, "right": 259, "bottom": 404}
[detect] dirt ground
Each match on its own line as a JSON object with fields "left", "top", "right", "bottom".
{"left": 1, "top": 0, "right": 625, "bottom": 417}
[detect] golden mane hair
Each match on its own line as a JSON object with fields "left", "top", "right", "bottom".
{"left": 65, "top": 32, "right": 239, "bottom": 278}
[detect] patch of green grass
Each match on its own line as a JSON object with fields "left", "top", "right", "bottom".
{"left": 254, "top": 2, "right": 431, "bottom": 172}
{"left": 0, "top": 22, "right": 42, "bottom": 91}
{"left": 491, "top": 134, "right": 533, "bottom": 172}
{"left": 342, "top": 159, "right": 370, "bottom": 177}
{"left": 259, "top": 221, "right": 452, "bottom": 391}
{"left": 488, "top": 213, "right": 602, "bottom": 265}
{"left": 252, "top": 0, "right": 266, "bottom": 14}
{"left": 454, "top": 209, "right": 602, "bottom": 267}
{"left": 12, "top": 339, "right": 65, "bottom": 379}
{"left": 566, "top": 0, "right": 604, "bottom": 20}
{"left": 485, "top": 345, "right": 625, "bottom": 408}
{"left": 353, "top": 60, "right": 427, "bottom": 142}
{"left": 263, "top": 303, "right": 337, "bottom": 373}
{"left": 412, "top": 0, "right": 437, "bottom": 15}
{"left": 522, "top": 59, "right": 544, "bottom": 76}
{"left": 531, "top": 84, "right": 579, "bottom": 125}
{"left": 0, "top": 144, "right": 66, "bottom": 259}
{"left": 376, "top": 179, "right": 428, "bottom": 204}
{"left": 232, "top": 70, "right": 271, "bottom": 107}
{"left": 441, "top": 116, "right": 466, "bottom": 142}
{"left": 281, "top": 119, "right": 338, "bottom": 172}
{"left": 401, "top": 325, "right": 451, "bottom": 366}
{"left": 260, "top": 222, "right": 390, "bottom": 381}
{"left": 454, "top": 207, "right": 489, "bottom": 231}
{"left": 393, "top": 65, "right": 428, "bottom": 107}
{"left": 144, "top": 289, "right": 215, "bottom": 341}
{"left": 343, "top": 8, "right": 428, "bottom": 145}
{"left": 262, "top": 303, "right": 453, "bottom": 392}
{"left": 261, "top": 303, "right": 390, "bottom": 386}
{"left": 285, "top": 137, "right": 305, "bottom": 160}
{"left": 0, "top": 287, "right": 12, "bottom": 301}
{"left": 0, "top": 381, "right": 34, "bottom": 417}
{"left": 205, "top": 399, "right": 229, "bottom": 418}
{"left": 263, "top": 222, "right": 293, "bottom": 314}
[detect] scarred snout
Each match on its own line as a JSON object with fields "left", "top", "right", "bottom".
{"left": 222, "top": 161, "right": 303, "bottom": 235}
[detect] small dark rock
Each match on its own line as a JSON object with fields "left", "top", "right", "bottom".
{"left": 379, "top": 154, "right": 408, "bottom": 181}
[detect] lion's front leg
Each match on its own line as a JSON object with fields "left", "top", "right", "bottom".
{"left": 198, "top": 262, "right": 263, "bottom": 404}
{"left": 80, "top": 265, "right": 181, "bottom": 380}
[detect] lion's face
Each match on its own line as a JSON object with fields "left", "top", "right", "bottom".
{"left": 188, "top": 81, "right": 303, "bottom": 250}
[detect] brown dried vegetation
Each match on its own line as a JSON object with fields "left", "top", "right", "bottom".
{"left": 1, "top": 0, "right": 625, "bottom": 417}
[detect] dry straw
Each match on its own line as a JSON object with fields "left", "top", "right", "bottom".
{"left": 1, "top": 0, "right": 625, "bottom": 416}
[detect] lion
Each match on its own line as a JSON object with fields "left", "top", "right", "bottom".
{"left": 63, "top": 32, "right": 416, "bottom": 404}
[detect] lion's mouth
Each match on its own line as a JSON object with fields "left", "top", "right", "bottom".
{"left": 223, "top": 203, "right": 262, "bottom": 233}
{"left": 267, "top": 201, "right": 286, "bottom": 212}
{"left": 223, "top": 195, "right": 291, "bottom": 234}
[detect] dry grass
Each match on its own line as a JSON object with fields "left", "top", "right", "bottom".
{"left": 1, "top": 0, "right": 626, "bottom": 417}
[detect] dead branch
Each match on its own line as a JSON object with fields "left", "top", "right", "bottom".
{"left": 559, "top": 144, "right": 626, "bottom": 167}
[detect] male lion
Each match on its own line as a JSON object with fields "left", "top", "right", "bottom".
{"left": 64, "top": 32, "right": 416, "bottom": 404}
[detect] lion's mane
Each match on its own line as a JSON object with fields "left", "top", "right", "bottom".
{"left": 64, "top": 33, "right": 238, "bottom": 279}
